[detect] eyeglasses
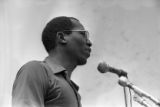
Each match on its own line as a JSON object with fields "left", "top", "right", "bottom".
{"left": 58, "top": 30, "right": 89, "bottom": 39}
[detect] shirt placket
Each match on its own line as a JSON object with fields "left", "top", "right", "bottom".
{"left": 64, "top": 71, "right": 81, "bottom": 107}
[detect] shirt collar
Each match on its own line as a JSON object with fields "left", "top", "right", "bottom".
{"left": 44, "top": 56, "right": 79, "bottom": 91}
{"left": 70, "top": 80, "right": 80, "bottom": 91}
{"left": 44, "top": 57, "right": 66, "bottom": 74}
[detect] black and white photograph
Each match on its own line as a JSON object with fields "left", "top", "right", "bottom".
{"left": 1, "top": 0, "right": 160, "bottom": 107}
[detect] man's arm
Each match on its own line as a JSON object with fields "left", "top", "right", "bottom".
{"left": 12, "top": 61, "right": 49, "bottom": 107}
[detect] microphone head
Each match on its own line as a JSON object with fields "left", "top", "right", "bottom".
{"left": 97, "top": 62, "right": 110, "bottom": 73}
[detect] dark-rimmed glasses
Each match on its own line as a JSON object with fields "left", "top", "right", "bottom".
{"left": 57, "top": 30, "right": 89, "bottom": 39}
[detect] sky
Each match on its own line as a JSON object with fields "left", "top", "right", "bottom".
{"left": 1, "top": 0, "right": 160, "bottom": 107}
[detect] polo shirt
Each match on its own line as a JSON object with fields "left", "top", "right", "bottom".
{"left": 12, "top": 57, "right": 82, "bottom": 107}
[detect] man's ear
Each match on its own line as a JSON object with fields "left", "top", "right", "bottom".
{"left": 57, "top": 32, "right": 67, "bottom": 44}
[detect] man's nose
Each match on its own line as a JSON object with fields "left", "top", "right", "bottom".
{"left": 86, "top": 39, "right": 92, "bottom": 47}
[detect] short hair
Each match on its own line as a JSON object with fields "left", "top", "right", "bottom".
{"left": 42, "top": 16, "right": 79, "bottom": 53}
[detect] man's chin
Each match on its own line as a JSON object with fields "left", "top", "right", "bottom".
{"left": 77, "top": 58, "right": 87, "bottom": 65}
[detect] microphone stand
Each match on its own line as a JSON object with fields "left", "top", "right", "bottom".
{"left": 133, "top": 94, "right": 152, "bottom": 107}
{"left": 119, "top": 76, "right": 160, "bottom": 107}
{"left": 123, "top": 87, "right": 129, "bottom": 107}
{"left": 133, "top": 89, "right": 160, "bottom": 107}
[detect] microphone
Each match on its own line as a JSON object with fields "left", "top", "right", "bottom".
{"left": 97, "top": 62, "right": 128, "bottom": 77}
{"left": 119, "top": 76, "right": 160, "bottom": 105}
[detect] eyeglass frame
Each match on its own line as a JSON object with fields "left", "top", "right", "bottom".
{"left": 57, "top": 30, "right": 90, "bottom": 39}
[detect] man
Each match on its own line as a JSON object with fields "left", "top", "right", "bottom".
{"left": 12, "top": 16, "right": 92, "bottom": 107}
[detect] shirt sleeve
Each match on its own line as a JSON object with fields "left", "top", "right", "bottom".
{"left": 12, "top": 61, "right": 49, "bottom": 107}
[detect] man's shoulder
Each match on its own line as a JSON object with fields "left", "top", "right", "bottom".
{"left": 23, "top": 60, "right": 42, "bottom": 67}
{"left": 17, "top": 60, "right": 46, "bottom": 76}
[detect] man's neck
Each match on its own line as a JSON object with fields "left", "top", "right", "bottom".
{"left": 48, "top": 52, "right": 77, "bottom": 78}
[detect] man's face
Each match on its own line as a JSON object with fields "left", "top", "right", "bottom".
{"left": 65, "top": 20, "right": 92, "bottom": 65}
